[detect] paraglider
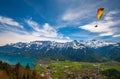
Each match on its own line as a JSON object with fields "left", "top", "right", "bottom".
{"left": 95, "top": 7, "right": 104, "bottom": 27}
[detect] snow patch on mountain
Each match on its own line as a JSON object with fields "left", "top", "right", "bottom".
{"left": 79, "top": 40, "right": 116, "bottom": 48}
{"left": 9, "top": 40, "right": 118, "bottom": 49}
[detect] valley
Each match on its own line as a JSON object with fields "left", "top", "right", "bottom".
{"left": 0, "top": 40, "right": 120, "bottom": 79}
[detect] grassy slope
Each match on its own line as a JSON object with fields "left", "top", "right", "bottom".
{"left": 34, "top": 60, "right": 120, "bottom": 79}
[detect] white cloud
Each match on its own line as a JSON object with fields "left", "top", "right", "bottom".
{"left": 26, "top": 20, "right": 72, "bottom": 42}
{"left": 26, "top": 19, "right": 40, "bottom": 31}
{"left": 66, "top": 37, "right": 70, "bottom": 40}
{"left": 40, "top": 23, "right": 58, "bottom": 38}
{"left": 0, "top": 19, "right": 72, "bottom": 45}
{"left": 0, "top": 16, "right": 23, "bottom": 28}
{"left": 104, "top": 11, "right": 119, "bottom": 21}
{"left": 79, "top": 11, "right": 120, "bottom": 37}
{"left": 26, "top": 19, "right": 60, "bottom": 38}
{"left": 31, "top": 23, "right": 59, "bottom": 38}
{"left": 62, "top": 8, "right": 91, "bottom": 22}
{"left": 0, "top": 31, "right": 71, "bottom": 46}
{"left": 99, "top": 32, "right": 113, "bottom": 36}
{"left": 80, "top": 21, "right": 116, "bottom": 33}
{"left": 113, "top": 34, "right": 120, "bottom": 38}
{"left": 61, "top": 1, "right": 100, "bottom": 22}
{"left": 62, "top": 9, "right": 81, "bottom": 21}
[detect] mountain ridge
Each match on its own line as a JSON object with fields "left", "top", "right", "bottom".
{"left": 6, "top": 40, "right": 118, "bottom": 49}
{"left": 0, "top": 40, "right": 120, "bottom": 62}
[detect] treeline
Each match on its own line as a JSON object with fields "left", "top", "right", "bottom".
{"left": 0, "top": 61, "right": 47, "bottom": 79}
{"left": 101, "top": 69, "right": 120, "bottom": 79}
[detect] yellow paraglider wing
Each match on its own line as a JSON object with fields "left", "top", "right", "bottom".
{"left": 97, "top": 8, "right": 104, "bottom": 20}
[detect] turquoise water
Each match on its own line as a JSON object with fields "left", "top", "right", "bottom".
{"left": 0, "top": 55, "right": 36, "bottom": 69}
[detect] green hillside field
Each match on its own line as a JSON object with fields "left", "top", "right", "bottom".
{"left": 34, "top": 60, "right": 120, "bottom": 79}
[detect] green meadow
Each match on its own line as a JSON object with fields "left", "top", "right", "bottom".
{"left": 34, "top": 60, "right": 120, "bottom": 79}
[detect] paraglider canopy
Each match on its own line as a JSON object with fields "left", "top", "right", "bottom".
{"left": 97, "top": 7, "right": 104, "bottom": 20}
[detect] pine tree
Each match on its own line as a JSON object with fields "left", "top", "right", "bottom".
{"left": 15, "top": 62, "right": 21, "bottom": 79}
{"left": 26, "top": 63, "right": 30, "bottom": 69}
{"left": 22, "top": 74, "right": 26, "bottom": 79}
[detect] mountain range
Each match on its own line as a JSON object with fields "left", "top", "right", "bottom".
{"left": 0, "top": 40, "right": 120, "bottom": 62}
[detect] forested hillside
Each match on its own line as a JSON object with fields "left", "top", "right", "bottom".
{"left": 0, "top": 61, "right": 47, "bottom": 79}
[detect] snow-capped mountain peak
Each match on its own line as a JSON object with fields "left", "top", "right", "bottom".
{"left": 79, "top": 40, "right": 116, "bottom": 48}
{"left": 7, "top": 40, "right": 118, "bottom": 50}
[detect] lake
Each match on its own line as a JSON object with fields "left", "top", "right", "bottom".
{"left": 0, "top": 55, "right": 36, "bottom": 69}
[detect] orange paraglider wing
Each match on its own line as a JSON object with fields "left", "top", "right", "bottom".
{"left": 97, "top": 8, "right": 104, "bottom": 20}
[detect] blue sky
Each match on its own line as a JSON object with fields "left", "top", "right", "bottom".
{"left": 0, "top": 0, "right": 120, "bottom": 45}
